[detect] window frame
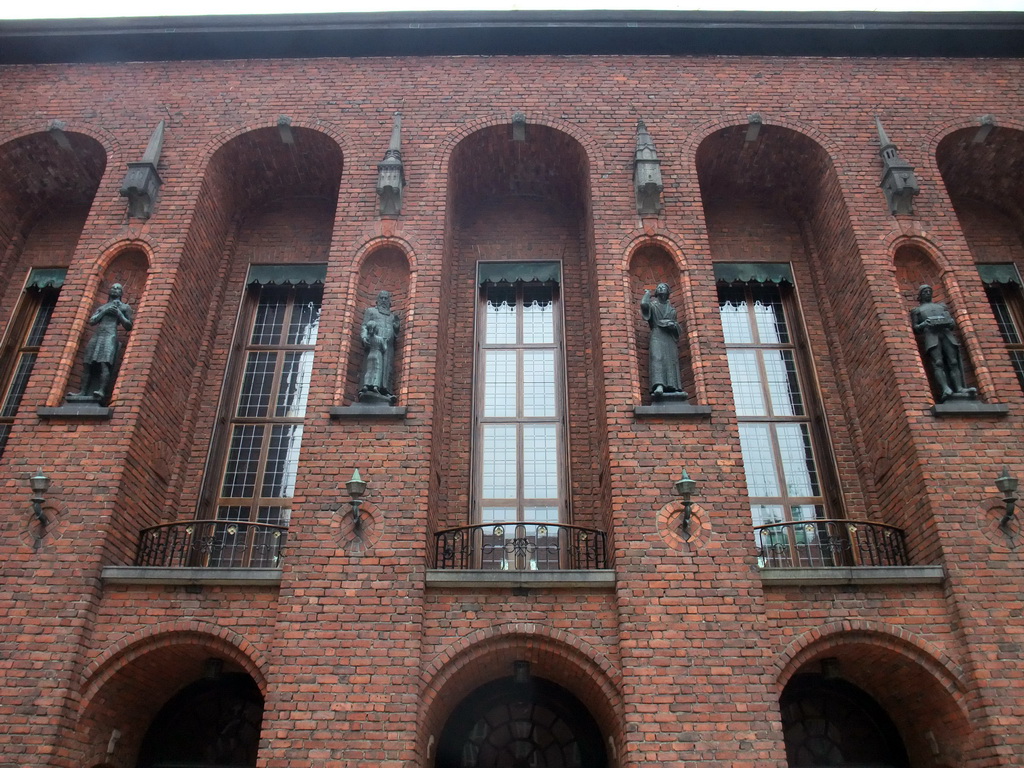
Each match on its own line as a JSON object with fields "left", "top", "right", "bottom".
{"left": 983, "top": 278, "right": 1024, "bottom": 393}
{"left": 717, "top": 269, "right": 846, "bottom": 565}
{"left": 199, "top": 269, "right": 324, "bottom": 537}
{"left": 470, "top": 262, "right": 571, "bottom": 570}
{"left": 0, "top": 272, "right": 62, "bottom": 457}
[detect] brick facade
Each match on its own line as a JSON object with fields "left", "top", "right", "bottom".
{"left": 0, "top": 11, "right": 1022, "bottom": 768}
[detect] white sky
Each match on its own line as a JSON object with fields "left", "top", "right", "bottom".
{"left": 3, "top": 0, "right": 1022, "bottom": 21}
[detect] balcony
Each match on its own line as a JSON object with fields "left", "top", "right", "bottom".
{"left": 134, "top": 520, "right": 287, "bottom": 569}
{"left": 755, "top": 518, "right": 909, "bottom": 568}
{"left": 754, "top": 518, "right": 943, "bottom": 587}
{"left": 434, "top": 522, "right": 608, "bottom": 571}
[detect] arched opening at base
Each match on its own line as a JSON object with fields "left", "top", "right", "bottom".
{"left": 436, "top": 675, "right": 608, "bottom": 768}
{"left": 781, "top": 674, "right": 910, "bottom": 768}
{"left": 134, "top": 672, "right": 263, "bottom": 768}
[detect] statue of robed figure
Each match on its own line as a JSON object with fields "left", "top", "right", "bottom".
{"left": 641, "top": 283, "right": 687, "bottom": 401}
{"left": 358, "top": 290, "right": 401, "bottom": 405}
{"left": 68, "top": 283, "right": 133, "bottom": 404}
{"left": 911, "top": 284, "right": 976, "bottom": 402}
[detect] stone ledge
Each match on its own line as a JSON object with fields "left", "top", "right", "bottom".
{"left": 760, "top": 565, "right": 945, "bottom": 587}
{"left": 634, "top": 403, "right": 712, "bottom": 417}
{"left": 101, "top": 566, "right": 282, "bottom": 586}
{"left": 931, "top": 401, "right": 1008, "bottom": 417}
{"left": 426, "top": 569, "right": 616, "bottom": 589}
{"left": 38, "top": 404, "right": 113, "bottom": 419}
{"left": 329, "top": 405, "right": 407, "bottom": 419}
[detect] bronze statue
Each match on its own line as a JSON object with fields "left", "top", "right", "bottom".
{"left": 70, "top": 283, "right": 133, "bottom": 403}
{"left": 911, "top": 284, "right": 976, "bottom": 402}
{"left": 641, "top": 283, "right": 687, "bottom": 400}
{"left": 358, "top": 290, "right": 400, "bottom": 405}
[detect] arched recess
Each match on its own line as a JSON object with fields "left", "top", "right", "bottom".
{"left": 106, "top": 125, "right": 342, "bottom": 566}
{"left": 937, "top": 126, "right": 1024, "bottom": 238}
{"left": 430, "top": 122, "right": 610, "bottom": 556}
{"left": 781, "top": 674, "right": 910, "bottom": 767}
{"left": 777, "top": 630, "right": 974, "bottom": 768}
{"left": 0, "top": 129, "right": 107, "bottom": 294}
{"left": 76, "top": 632, "right": 267, "bottom": 768}
{"left": 66, "top": 247, "right": 150, "bottom": 401}
{"left": 345, "top": 244, "right": 411, "bottom": 405}
{"left": 627, "top": 241, "right": 692, "bottom": 404}
{"left": 420, "top": 632, "right": 622, "bottom": 768}
{"left": 892, "top": 242, "right": 980, "bottom": 403}
{"left": 937, "top": 126, "right": 1024, "bottom": 396}
{"left": 696, "top": 122, "right": 917, "bottom": 559}
{"left": 0, "top": 130, "right": 106, "bottom": 460}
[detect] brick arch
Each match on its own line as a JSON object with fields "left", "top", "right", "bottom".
{"left": 883, "top": 229, "right": 956, "bottom": 273}
{"left": 80, "top": 622, "right": 270, "bottom": 709}
{"left": 685, "top": 114, "right": 845, "bottom": 172}
{"left": 775, "top": 622, "right": 975, "bottom": 768}
{"left": 419, "top": 624, "right": 622, "bottom": 767}
{"left": 927, "top": 117, "right": 1024, "bottom": 158}
{"left": 434, "top": 114, "right": 607, "bottom": 178}
{"left": 622, "top": 232, "right": 687, "bottom": 272}
{"left": 351, "top": 234, "right": 420, "bottom": 276}
{"left": 194, "top": 118, "right": 350, "bottom": 180}
{"left": 0, "top": 127, "right": 110, "bottom": 254}
{"left": 0, "top": 120, "right": 119, "bottom": 164}
{"left": 776, "top": 620, "right": 965, "bottom": 691}
{"left": 74, "top": 624, "right": 270, "bottom": 768}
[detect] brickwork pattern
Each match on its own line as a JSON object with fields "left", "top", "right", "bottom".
{"left": 0, "top": 51, "right": 1021, "bottom": 767}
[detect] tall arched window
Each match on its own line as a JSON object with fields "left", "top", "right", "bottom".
{"left": 0, "top": 269, "right": 64, "bottom": 456}
{"left": 716, "top": 264, "right": 842, "bottom": 567}
{"left": 200, "top": 265, "right": 324, "bottom": 567}
{"left": 474, "top": 262, "right": 567, "bottom": 570}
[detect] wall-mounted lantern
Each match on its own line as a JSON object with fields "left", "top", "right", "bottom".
{"left": 674, "top": 469, "right": 697, "bottom": 533}
{"left": 346, "top": 469, "right": 369, "bottom": 531}
{"left": 29, "top": 470, "right": 50, "bottom": 525}
{"left": 995, "top": 469, "right": 1018, "bottom": 530}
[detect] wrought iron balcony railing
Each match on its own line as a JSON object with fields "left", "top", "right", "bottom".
{"left": 434, "top": 522, "right": 608, "bottom": 571}
{"left": 134, "top": 520, "right": 287, "bottom": 569}
{"left": 755, "top": 519, "right": 910, "bottom": 569}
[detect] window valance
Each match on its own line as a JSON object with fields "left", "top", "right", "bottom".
{"left": 478, "top": 261, "right": 561, "bottom": 287}
{"left": 713, "top": 262, "right": 794, "bottom": 286}
{"left": 977, "top": 263, "right": 1021, "bottom": 286}
{"left": 26, "top": 268, "right": 66, "bottom": 290}
{"left": 247, "top": 264, "right": 327, "bottom": 286}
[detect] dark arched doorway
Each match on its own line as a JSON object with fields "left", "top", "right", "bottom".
{"left": 436, "top": 675, "right": 608, "bottom": 768}
{"left": 135, "top": 672, "right": 263, "bottom": 768}
{"left": 781, "top": 674, "right": 910, "bottom": 767}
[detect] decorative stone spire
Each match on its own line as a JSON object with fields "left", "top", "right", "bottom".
{"left": 376, "top": 113, "right": 405, "bottom": 217}
{"left": 633, "top": 119, "right": 664, "bottom": 216}
{"left": 875, "top": 117, "right": 919, "bottom": 216}
{"left": 119, "top": 120, "right": 165, "bottom": 220}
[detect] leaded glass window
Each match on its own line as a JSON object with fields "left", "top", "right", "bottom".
{"left": 475, "top": 270, "right": 566, "bottom": 570}
{"left": 211, "top": 282, "right": 321, "bottom": 544}
{"left": 718, "top": 280, "right": 840, "bottom": 566}
{"left": 985, "top": 285, "right": 1024, "bottom": 392}
{"left": 0, "top": 288, "right": 59, "bottom": 457}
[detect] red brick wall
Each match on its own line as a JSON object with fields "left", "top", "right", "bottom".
{"left": 0, "top": 51, "right": 1021, "bottom": 768}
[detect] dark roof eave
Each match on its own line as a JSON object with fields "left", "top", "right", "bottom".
{"left": 1, "top": 10, "right": 1023, "bottom": 64}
